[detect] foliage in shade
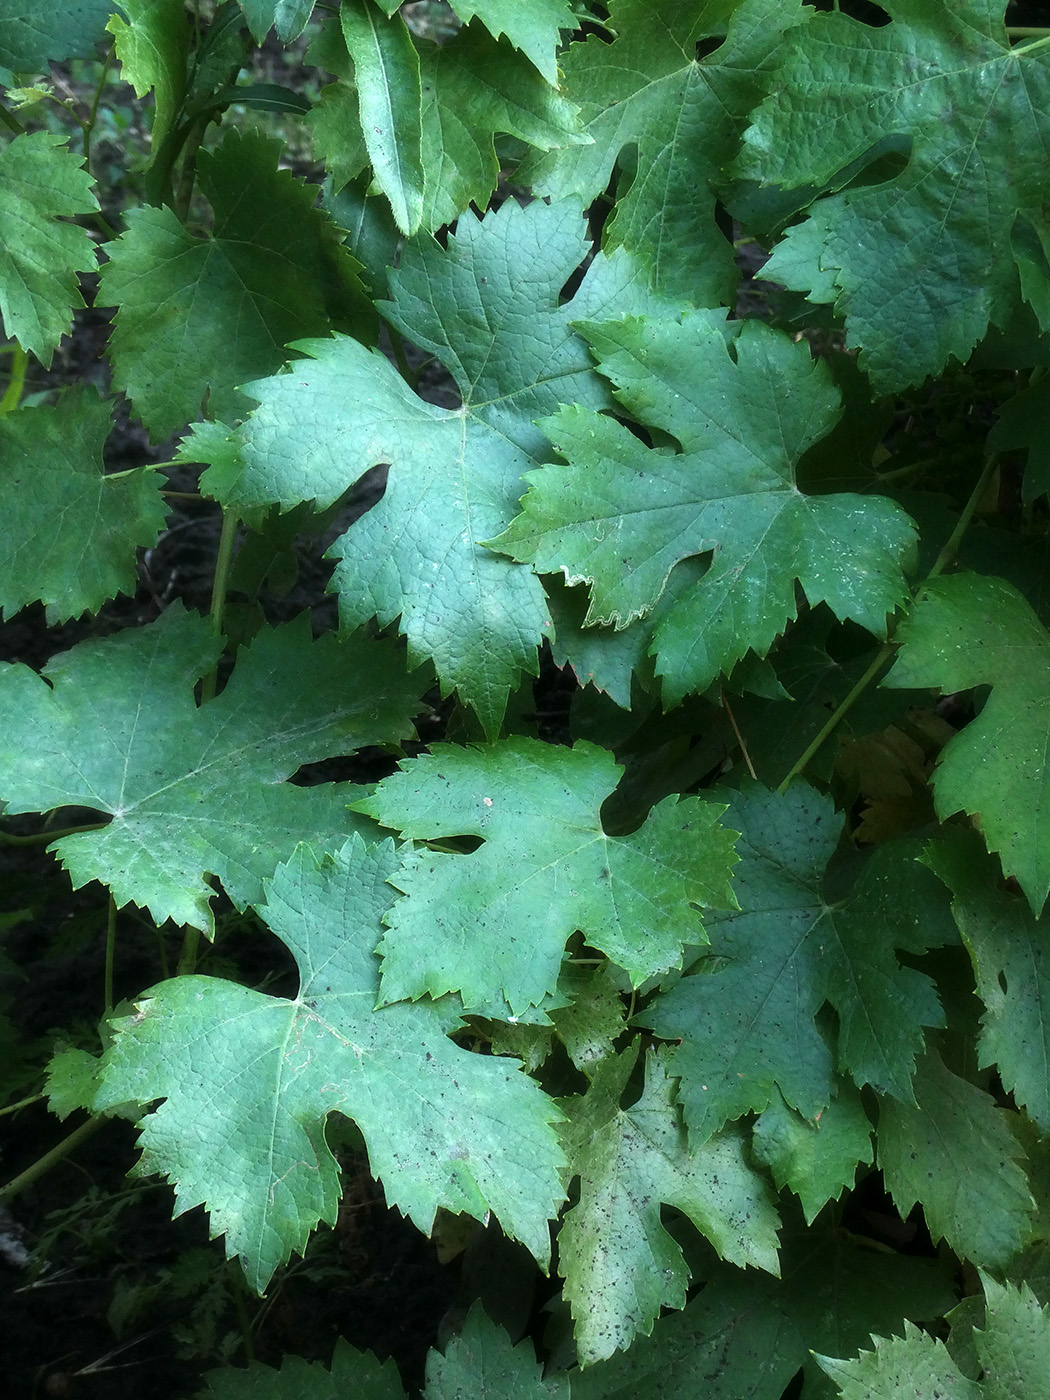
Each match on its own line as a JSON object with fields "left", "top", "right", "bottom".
{"left": 95, "top": 838, "right": 566, "bottom": 1291}
{"left": 0, "top": 0, "right": 115, "bottom": 70}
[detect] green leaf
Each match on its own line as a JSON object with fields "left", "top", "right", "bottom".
{"left": 191, "top": 199, "right": 673, "bottom": 734}
{"left": 94, "top": 837, "right": 565, "bottom": 1291}
{"left": 0, "top": 389, "right": 167, "bottom": 621}
{"left": 752, "top": 1082, "right": 873, "bottom": 1226}
{"left": 519, "top": 0, "right": 809, "bottom": 302}
{"left": 886, "top": 571, "right": 1050, "bottom": 915}
{"left": 0, "top": 605, "right": 425, "bottom": 930}
{"left": 108, "top": 0, "right": 189, "bottom": 153}
{"left": 201, "top": 1339, "right": 404, "bottom": 1398}
{"left": 99, "top": 127, "right": 365, "bottom": 440}
{"left": 0, "top": 132, "right": 98, "bottom": 367}
{"left": 548, "top": 962, "right": 626, "bottom": 1072}
{"left": 492, "top": 312, "right": 916, "bottom": 703}
{"left": 355, "top": 736, "right": 737, "bottom": 1017}
{"left": 425, "top": 1302, "right": 568, "bottom": 1399}
{"left": 559, "top": 1047, "right": 780, "bottom": 1364}
{"left": 737, "top": 2, "right": 1050, "bottom": 392}
{"left": 878, "top": 1048, "right": 1034, "bottom": 1272}
{"left": 0, "top": 0, "right": 115, "bottom": 69}
{"left": 976, "top": 1276, "right": 1050, "bottom": 1400}
{"left": 816, "top": 1324, "right": 980, "bottom": 1400}
{"left": 236, "top": 0, "right": 314, "bottom": 44}
{"left": 924, "top": 830, "right": 1050, "bottom": 1137}
{"left": 340, "top": 1, "right": 425, "bottom": 236}
{"left": 445, "top": 0, "right": 576, "bottom": 85}
{"left": 643, "top": 784, "right": 951, "bottom": 1142}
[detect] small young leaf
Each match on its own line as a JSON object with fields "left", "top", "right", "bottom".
{"left": 94, "top": 838, "right": 566, "bottom": 1291}
{"left": 356, "top": 736, "right": 738, "bottom": 1017}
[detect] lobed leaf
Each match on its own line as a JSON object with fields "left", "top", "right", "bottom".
{"left": 356, "top": 736, "right": 737, "bottom": 1017}
{"left": 94, "top": 837, "right": 566, "bottom": 1291}
{"left": 0, "top": 605, "right": 426, "bottom": 930}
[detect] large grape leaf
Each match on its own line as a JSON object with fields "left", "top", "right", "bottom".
{"left": 878, "top": 1048, "right": 1035, "bottom": 1272}
{"left": 312, "top": 15, "right": 585, "bottom": 233}
{"left": 518, "top": 0, "right": 809, "bottom": 302}
{"left": 0, "top": 131, "right": 98, "bottom": 366}
{"left": 642, "top": 783, "right": 953, "bottom": 1143}
{"left": 885, "top": 571, "right": 1050, "bottom": 915}
{"left": 924, "top": 830, "right": 1050, "bottom": 1136}
{"left": 0, "top": 0, "right": 115, "bottom": 69}
{"left": 190, "top": 198, "right": 680, "bottom": 734}
{"left": 0, "top": 604, "right": 426, "bottom": 930}
{"left": 559, "top": 1047, "right": 779, "bottom": 1364}
{"left": 98, "top": 128, "right": 365, "bottom": 440}
{"left": 0, "top": 388, "right": 167, "bottom": 621}
{"left": 93, "top": 837, "right": 565, "bottom": 1291}
{"left": 354, "top": 736, "right": 738, "bottom": 1017}
{"left": 492, "top": 311, "right": 916, "bottom": 703}
{"left": 737, "top": 2, "right": 1050, "bottom": 393}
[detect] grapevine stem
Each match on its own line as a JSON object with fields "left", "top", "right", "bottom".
{"left": 777, "top": 452, "right": 1001, "bottom": 793}
{"left": 177, "top": 925, "right": 201, "bottom": 977}
{"left": 84, "top": 45, "right": 117, "bottom": 172}
{"left": 0, "top": 344, "right": 28, "bottom": 416}
{"left": 0, "top": 101, "right": 24, "bottom": 134}
{"left": 0, "top": 1116, "right": 105, "bottom": 1201}
{"left": 200, "top": 510, "right": 239, "bottom": 704}
{"left": 0, "top": 1093, "right": 44, "bottom": 1118}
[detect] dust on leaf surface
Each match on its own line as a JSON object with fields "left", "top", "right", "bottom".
{"left": 886, "top": 571, "right": 1050, "bottom": 915}
{"left": 0, "top": 131, "right": 98, "bottom": 367}
{"left": 93, "top": 838, "right": 566, "bottom": 1292}
{"left": 878, "top": 1048, "right": 1035, "bottom": 1272}
{"left": 815, "top": 1324, "right": 980, "bottom": 1400}
{"left": 0, "top": 388, "right": 167, "bottom": 621}
{"left": 0, "top": 605, "right": 425, "bottom": 930}
{"left": 737, "top": 0, "right": 1050, "bottom": 392}
{"left": 519, "top": 0, "right": 810, "bottom": 302}
{"left": 559, "top": 1047, "right": 779, "bottom": 1365}
{"left": 99, "top": 128, "right": 365, "bottom": 440}
{"left": 642, "top": 783, "right": 952, "bottom": 1143}
{"left": 192, "top": 198, "right": 678, "bottom": 734}
{"left": 354, "top": 736, "right": 738, "bottom": 1018}
{"left": 492, "top": 311, "right": 916, "bottom": 703}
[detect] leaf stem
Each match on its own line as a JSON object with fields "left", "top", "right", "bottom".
{"left": 0, "top": 1093, "right": 44, "bottom": 1118}
{"left": 201, "top": 510, "right": 239, "bottom": 703}
{"left": 1011, "top": 31, "right": 1050, "bottom": 55}
{"left": 777, "top": 453, "right": 1001, "bottom": 793}
{"left": 0, "top": 1116, "right": 106, "bottom": 1201}
{"left": 0, "top": 344, "right": 28, "bottom": 416}
{"left": 83, "top": 43, "right": 117, "bottom": 172}
{"left": 177, "top": 925, "right": 201, "bottom": 976}
{"left": 0, "top": 821, "right": 108, "bottom": 845}
{"left": 0, "top": 101, "right": 25, "bottom": 134}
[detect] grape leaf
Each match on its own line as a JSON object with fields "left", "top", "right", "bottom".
{"left": 340, "top": 1, "right": 425, "bottom": 235}
{"left": 816, "top": 1324, "right": 980, "bottom": 1400}
{"left": 643, "top": 784, "right": 952, "bottom": 1143}
{"left": 201, "top": 1340, "right": 404, "bottom": 1399}
{"left": 443, "top": 0, "right": 575, "bottom": 85}
{"left": 737, "top": 2, "right": 1050, "bottom": 393}
{"left": 108, "top": 0, "right": 189, "bottom": 153}
{"left": 878, "top": 1048, "right": 1035, "bottom": 1272}
{"left": 355, "top": 736, "right": 737, "bottom": 1017}
{"left": 237, "top": 0, "right": 314, "bottom": 44}
{"left": 98, "top": 128, "right": 365, "bottom": 440}
{"left": 886, "top": 571, "right": 1050, "bottom": 915}
{"left": 94, "top": 837, "right": 565, "bottom": 1291}
{"left": 0, "top": 131, "right": 98, "bottom": 366}
{"left": 0, "top": 604, "right": 425, "bottom": 930}
{"left": 924, "top": 830, "right": 1050, "bottom": 1136}
{"left": 425, "top": 1302, "right": 568, "bottom": 1399}
{"left": 519, "top": 0, "right": 809, "bottom": 302}
{"left": 0, "top": 0, "right": 115, "bottom": 69}
{"left": 752, "top": 1082, "right": 873, "bottom": 1226}
{"left": 492, "top": 311, "right": 916, "bottom": 703}
{"left": 0, "top": 388, "right": 167, "bottom": 621}
{"left": 190, "top": 198, "right": 677, "bottom": 734}
{"left": 559, "top": 1047, "right": 780, "bottom": 1364}
{"left": 313, "top": 16, "right": 584, "bottom": 234}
